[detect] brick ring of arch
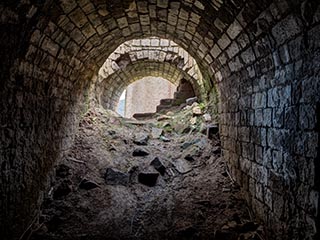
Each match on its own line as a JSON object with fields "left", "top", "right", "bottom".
{"left": 95, "top": 36, "right": 205, "bottom": 110}
{"left": 1, "top": 0, "right": 320, "bottom": 239}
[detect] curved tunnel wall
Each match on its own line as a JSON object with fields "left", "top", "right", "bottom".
{"left": 1, "top": 1, "right": 320, "bottom": 239}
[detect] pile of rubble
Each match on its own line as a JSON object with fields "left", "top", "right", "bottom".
{"left": 30, "top": 103, "right": 265, "bottom": 240}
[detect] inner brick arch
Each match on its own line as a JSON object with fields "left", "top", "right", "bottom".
{"left": 1, "top": 0, "right": 320, "bottom": 240}
{"left": 96, "top": 61, "right": 200, "bottom": 110}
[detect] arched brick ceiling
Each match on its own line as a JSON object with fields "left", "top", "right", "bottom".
{"left": 22, "top": 0, "right": 259, "bottom": 104}
{"left": 98, "top": 36, "right": 203, "bottom": 84}
{"left": 96, "top": 36, "right": 204, "bottom": 108}
{"left": 97, "top": 60, "right": 200, "bottom": 110}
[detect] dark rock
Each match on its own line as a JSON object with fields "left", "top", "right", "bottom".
{"left": 53, "top": 180, "right": 72, "bottom": 199}
{"left": 207, "top": 124, "right": 219, "bottom": 139}
{"left": 133, "top": 133, "right": 149, "bottom": 145}
{"left": 132, "top": 147, "right": 149, "bottom": 157}
{"left": 138, "top": 172, "right": 159, "bottom": 187}
{"left": 150, "top": 157, "right": 166, "bottom": 175}
{"left": 181, "top": 139, "right": 201, "bottom": 149}
{"left": 186, "top": 97, "right": 198, "bottom": 105}
{"left": 56, "top": 164, "right": 71, "bottom": 178}
{"left": 79, "top": 179, "right": 99, "bottom": 190}
{"left": 104, "top": 168, "right": 129, "bottom": 186}
{"left": 128, "top": 165, "right": 139, "bottom": 182}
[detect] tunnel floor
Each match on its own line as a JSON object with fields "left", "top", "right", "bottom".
{"left": 30, "top": 105, "right": 265, "bottom": 240}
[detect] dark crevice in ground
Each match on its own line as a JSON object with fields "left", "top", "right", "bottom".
{"left": 30, "top": 104, "right": 265, "bottom": 240}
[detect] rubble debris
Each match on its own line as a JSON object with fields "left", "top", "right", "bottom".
{"left": 151, "top": 127, "right": 163, "bottom": 139}
{"left": 79, "top": 179, "right": 99, "bottom": 190}
{"left": 132, "top": 147, "right": 150, "bottom": 156}
{"left": 133, "top": 133, "right": 149, "bottom": 145}
{"left": 150, "top": 157, "right": 166, "bottom": 175}
{"left": 104, "top": 168, "right": 129, "bottom": 186}
{"left": 138, "top": 172, "right": 159, "bottom": 187}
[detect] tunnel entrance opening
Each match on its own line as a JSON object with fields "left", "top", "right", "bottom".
{"left": 116, "top": 76, "right": 177, "bottom": 118}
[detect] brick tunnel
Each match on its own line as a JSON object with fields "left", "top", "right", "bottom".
{"left": 0, "top": 0, "right": 320, "bottom": 239}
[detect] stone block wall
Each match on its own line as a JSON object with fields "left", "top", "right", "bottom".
{"left": 214, "top": 1, "right": 320, "bottom": 239}
{"left": 125, "top": 76, "right": 177, "bottom": 118}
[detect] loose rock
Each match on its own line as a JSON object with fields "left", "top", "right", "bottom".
{"left": 203, "top": 113, "right": 212, "bottom": 122}
{"left": 132, "top": 148, "right": 150, "bottom": 157}
{"left": 186, "top": 97, "right": 198, "bottom": 105}
{"left": 79, "top": 179, "right": 99, "bottom": 190}
{"left": 104, "top": 168, "right": 129, "bottom": 186}
{"left": 133, "top": 133, "right": 149, "bottom": 145}
{"left": 150, "top": 157, "right": 166, "bottom": 175}
{"left": 192, "top": 106, "right": 202, "bottom": 116}
{"left": 151, "top": 127, "right": 163, "bottom": 139}
{"left": 172, "top": 159, "right": 193, "bottom": 174}
{"left": 138, "top": 172, "right": 159, "bottom": 187}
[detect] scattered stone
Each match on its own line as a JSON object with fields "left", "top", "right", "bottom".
{"left": 53, "top": 180, "right": 72, "bottom": 199}
{"left": 138, "top": 172, "right": 159, "bottom": 187}
{"left": 79, "top": 179, "right": 99, "bottom": 190}
{"left": 157, "top": 115, "right": 172, "bottom": 121}
{"left": 160, "top": 136, "right": 171, "bottom": 142}
{"left": 151, "top": 127, "right": 163, "bottom": 139}
{"left": 104, "top": 168, "right": 129, "bottom": 186}
{"left": 56, "top": 164, "right": 71, "bottom": 178}
{"left": 181, "top": 139, "right": 201, "bottom": 149}
{"left": 133, "top": 133, "right": 149, "bottom": 145}
{"left": 172, "top": 159, "right": 193, "bottom": 174}
{"left": 150, "top": 157, "right": 166, "bottom": 175}
{"left": 207, "top": 124, "right": 219, "bottom": 139}
{"left": 190, "top": 117, "right": 197, "bottom": 125}
{"left": 203, "top": 113, "right": 212, "bottom": 122}
{"left": 174, "top": 123, "right": 191, "bottom": 134}
{"left": 192, "top": 106, "right": 202, "bottom": 115}
{"left": 132, "top": 147, "right": 150, "bottom": 157}
{"left": 186, "top": 97, "right": 198, "bottom": 105}
{"left": 128, "top": 166, "right": 139, "bottom": 182}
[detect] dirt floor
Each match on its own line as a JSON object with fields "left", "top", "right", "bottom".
{"left": 30, "top": 104, "right": 265, "bottom": 240}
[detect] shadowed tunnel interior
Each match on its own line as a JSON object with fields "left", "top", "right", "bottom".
{"left": 0, "top": 0, "right": 320, "bottom": 239}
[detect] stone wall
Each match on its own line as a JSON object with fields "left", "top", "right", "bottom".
{"left": 215, "top": 1, "right": 320, "bottom": 239}
{"left": 125, "top": 77, "right": 176, "bottom": 118}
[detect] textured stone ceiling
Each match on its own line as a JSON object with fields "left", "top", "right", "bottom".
{"left": 96, "top": 36, "right": 204, "bottom": 108}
